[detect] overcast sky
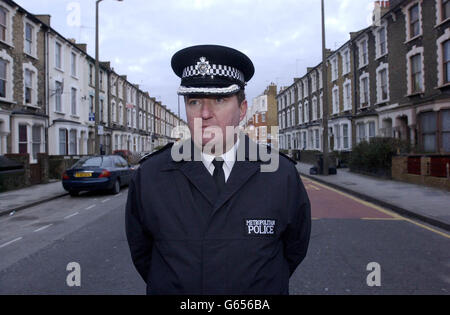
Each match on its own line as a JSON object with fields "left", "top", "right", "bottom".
{"left": 15, "top": 0, "right": 376, "bottom": 121}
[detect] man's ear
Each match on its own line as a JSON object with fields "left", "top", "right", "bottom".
{"left": 239, "top": 100, "right": 248, "bottom": 122}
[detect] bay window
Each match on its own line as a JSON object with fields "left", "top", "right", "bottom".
{"left": 32, "top": 125, "right": 41, "bottom": 159}
{"left": 369, "top": 122, "right": 376, "bottom": 141}
{"left": 358, "top": 123, "right": 366, "bottom": 143}
{"left": 442, "top": 110, "right": 450, "bottom": 152}
{"left": 69, "top": 130, "right": 77, "bottom": 155}
{"left": 343, "top": 124, "right": 349, "bottom": 149}
{"left": 59, "top": 129, "right": 67, "bottom": 155}
{"left": 19, "top": 124, "right": 27, "bottom": 154}
{"left": 421, "top": 112, "right": 437, "bottom": 152}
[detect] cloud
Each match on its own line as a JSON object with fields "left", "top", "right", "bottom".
{"left": 161, "top": 40, "right": 185, "bottom": 53}
{"left": 14, "top": 0, "right": 376, "bottom": 120}
{"left": 127, "top": 65, "right": 144, "bottom": 73}
{"left": 175, "top": 0, "right": 216, "bottom": 11}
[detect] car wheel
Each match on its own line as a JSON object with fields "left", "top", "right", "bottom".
{"left": 111, "top": 179, "right": 121, "bottom": 195}
{"left": 69, "top": 190, "right": 79, "bottom": 197}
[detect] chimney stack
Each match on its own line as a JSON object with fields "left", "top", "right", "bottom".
{"left": 75, "top": 43, "right": 87, "bottom": 53}
{"left": 35, "top": 14, "right": 51, "bottom": 26}
{"left": 373, "top": 1, "right": 390, "bottom": 26}
{"left": 100, "top": 61, "right": 111, "bottom": 69}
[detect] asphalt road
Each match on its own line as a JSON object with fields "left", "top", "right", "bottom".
{"left": 0, "top": 177, "right": 448, "bottom": 294}
{"left": 0, "top": 188, "right": 145, "bottom": 294}
{"left": 291, "top": 177, "right": 450, "bottom": 295}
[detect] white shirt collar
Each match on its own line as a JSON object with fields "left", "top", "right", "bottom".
{"left": 201, "top": 137, "right": 240, "bottom": 181}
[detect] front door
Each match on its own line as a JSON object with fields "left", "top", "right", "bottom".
{"left": 30, "top": 162, "right": 41, "bottom": 185}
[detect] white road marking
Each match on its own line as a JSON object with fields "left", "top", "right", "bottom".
{"left": 64, "top": 212, "right": 79, "bottom": 220}
{"left": 85, "top": 205, "right": 96, "bottom": 210}
{"left": 114, "top": 193, "right": 122, "bottom": 198}
{"left": 33, "top": 224, "right": 52, "bottom": 233}
{"left": 0, "top": 237, "right": 23, "bottom": 249}
{"left": 101, "top": 198, "right": 111, "bottom": 203}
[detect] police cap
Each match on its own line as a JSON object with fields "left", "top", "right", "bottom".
{"left": 171, "top": 44, "right": 255, "bottom": 96}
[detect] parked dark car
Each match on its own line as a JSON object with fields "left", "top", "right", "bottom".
{"left": 113, "top": 150, "right": 132, "bottom": 162}
{"left": 62, "top": 155, "right": 133, "bottom": 197}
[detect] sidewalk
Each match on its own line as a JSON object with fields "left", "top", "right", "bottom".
{"left": 1, "top": 165, "right": 449, "bottom": 231}
{"left": 296, "top": 162, "right": 450, "bottom": 231}
{"left": 0, "top": 180, "right": 68, "bottom": 217}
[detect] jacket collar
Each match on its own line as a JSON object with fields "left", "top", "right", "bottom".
{"left": 162, "top": 132, "right": 266, "bottom": 169}
{"left": 201, "top": 136, "right": 240, "bottom": 176}
{"left": 162, "top": 133, "right": 262, "bottom": 210}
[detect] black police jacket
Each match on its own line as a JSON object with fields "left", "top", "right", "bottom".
{"left": 125, "top": 134, "right": 311, "bottom": 295}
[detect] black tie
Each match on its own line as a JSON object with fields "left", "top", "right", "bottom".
{"left": 212, "top": 158, "right": 225, "bottom": 196}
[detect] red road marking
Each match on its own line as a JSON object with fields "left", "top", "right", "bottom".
{"left": 301, "top": 178, "right": 395, "bottom": 219}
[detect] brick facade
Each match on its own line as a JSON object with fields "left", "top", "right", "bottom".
{"left": 279, "top": 0, "right": 450, "bottom": 156}
{"left": 0, "top": 0, "right": 186, "bottom": 165}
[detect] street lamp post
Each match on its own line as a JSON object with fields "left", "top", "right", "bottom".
{"left": 321, "top": 0, "right": 330, "bottom": 176}
{"left": 95, "top": 0, "right": 122, "bottom": 155}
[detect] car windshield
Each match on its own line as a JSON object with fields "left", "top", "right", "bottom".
{"left": 72, "top": 157, "right": 104, "bottom": 168}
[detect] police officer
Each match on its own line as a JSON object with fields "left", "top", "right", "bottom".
{"left": 125, "top": 44, "right": 311, "bottom": 295}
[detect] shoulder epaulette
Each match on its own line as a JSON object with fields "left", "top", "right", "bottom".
{"left": 139, "top": 142, "right": 174, "bottom": 164}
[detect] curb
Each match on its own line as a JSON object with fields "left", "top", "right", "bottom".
{"left": 298, "top": 171, "right": 450, "bottom": 232}
{"left": 0, "top": 192, "right": 69, "bottom": 218}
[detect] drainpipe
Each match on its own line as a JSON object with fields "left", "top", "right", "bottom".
{"left": 351, "top": 40, "right": 358, "bottom": 152}
{"left": 44, "top": 29, "right": 50, "bottom": 157}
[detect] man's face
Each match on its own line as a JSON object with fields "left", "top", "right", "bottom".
{"left": 185, "top": 94, "right": 247, "bottom": 151}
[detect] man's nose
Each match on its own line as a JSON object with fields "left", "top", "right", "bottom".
{"left": 200, "top": 100, "right": 214, "bottom": 119}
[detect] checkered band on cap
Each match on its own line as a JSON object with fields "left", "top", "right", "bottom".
{"left": 182, "top": 63, "right": 245, "bottom": 84}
